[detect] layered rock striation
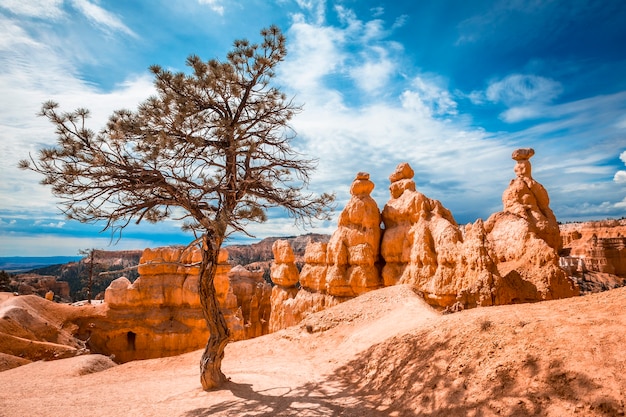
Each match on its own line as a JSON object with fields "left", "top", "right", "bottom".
{"left": 269, "top": 172, "right": 386, "bottom": 331}
{"left": 560, "top": 219, "right": 626, "bottom": 292}
{"left": 80, "top": 246, "right": 270, "bottom": 362}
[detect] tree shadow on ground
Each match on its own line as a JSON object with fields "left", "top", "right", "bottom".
{"left": 182, "top": 378, "right": 388, "bottom": 417}
{"left": 183, "top": 317, "right": 625, "bottom": 417}
{"left": 332, "top": 325, "right": 625, "bottom": 417}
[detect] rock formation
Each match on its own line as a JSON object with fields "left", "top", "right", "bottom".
{"left": 13, "top": 275, "right": 70, "bottom": 302}
{"left": 268, "top": 240, "right": 339, "bottom": 331}
{"left": 0, "top": 293, "right": 89, "bottom": 370}
{"left": 269, "top": 239, "right": 342, "bottom": 332}
{"left": 78, "top": 246, "right": 270, "bottom": 362}
{"left": 228, "top": 265, "right": 272, "bottom": 339}
{"left": 269, "top": 172, "right": 384, "bottom": 331}
{"left": 380, "top": 162, "right": 472, "bottom": 306}
{"left": 268, "top": 240, "right": 299, "bottom": 332}
{"left": 325, "top": 172, "right": 383, "bottom": 297}
{"left": 484, "top": 149, "right": 579, "bottom": 303}
{"left": 269, "top": 149, "right": 579, "bottom": 330}
{"left": 560, "top": 219, "right": 626, "bottom": 292}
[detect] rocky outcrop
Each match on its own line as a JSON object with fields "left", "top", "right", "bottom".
{"left": 268, "top": 150, "right": 579, "bottom": 330}
{"left": 0, "top": 293, "right": 90, "bottom": 370}
{"left": 380, "top": 162, "right": 471, "bottom": 305}
{"left": 269, "top": 239, "right": 342, "bottom": 332}
{"left": 560, "top": 220, "right": 626, "bottom": 293}
{"left": 378, "top": 151, "right": 578, "bottom": 308}
{"left": 483, "top": 149, "right": 579, "bottom": 304}
{"left": 268, "top": 240, "right": 338, "bottom": 332}
{"left": 325, "top": 172, "right": 383, "bottom": 297}
{"left": 225, "top": 234, "right": 330, "bottom": 267}
{"left": 269, "top": 172, "right": 384, "bottom": 331}
{"left": 80, "top": 246, "right": 270, "bottom": 363}
{"left": 13, "top": 275, "right": 70, "bottom": 302}
{"left": 228, "top": 266, "right": 272, "bottom": 339}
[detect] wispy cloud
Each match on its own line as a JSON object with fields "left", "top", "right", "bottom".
{"left": 402, "top": 75, "right": 458, "bottom": 117}
{"left": 0, "top": 8, "right": 154, "bottom": 215}
{"left": 485, "top": 74, "right": 562, "bottom": 106}
{"left": 0, "top": 0, "right": 64, "bottom": 19}
{"left": 70, "top": 0, "right": 136, "bottom": 37}
{"left": 471, "top": 73, "right": 563, "bottom": 122}
{"left": 296, "top": 0, "right": 326, "bottom": 25}
{"left": 198, "top": 0, "right": 225, "bottom": 16}
{"left": 281, "top": 10, "right": 512, "bottom": 221}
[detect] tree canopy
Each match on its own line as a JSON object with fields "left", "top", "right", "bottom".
{"left": 20, "top": 25, "right": 334, "bottom": 390}
{"left": 22, "top": 25, "right": 333, "bottom": 242}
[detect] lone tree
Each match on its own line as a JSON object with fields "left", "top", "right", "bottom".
{"left": 20, "top": 26, "right": 334, "bottom": 390}
{"left": 78, "top": 248, "right": 99, "bottom": 304}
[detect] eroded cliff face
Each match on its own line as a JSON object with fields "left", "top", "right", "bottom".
{"left": 560, "top": 219, "right": 626, "bottom": 292}
{"left": 79, "top": 246, "right": 271, "bottom": 363}
{"left": 269, "top": 148, "right": 580, "bottom": 330}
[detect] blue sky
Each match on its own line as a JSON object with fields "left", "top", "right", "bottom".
{"left": 1, "top": 0, "right": 625, "bottom": 256}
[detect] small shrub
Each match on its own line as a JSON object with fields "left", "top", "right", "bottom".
{"left": 480, "top": 319, "right": 492, "bottom": 331}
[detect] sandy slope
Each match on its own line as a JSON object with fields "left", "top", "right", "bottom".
{"left": 0, "top": 285, "right": 625, "bottom": 417}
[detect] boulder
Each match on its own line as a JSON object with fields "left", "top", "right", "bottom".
{"left": 269, "top": 240, "right": 300, "bottom": 288}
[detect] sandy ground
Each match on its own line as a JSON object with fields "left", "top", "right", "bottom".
{"left": 0, "top": 285, "right": 625, "bottom": 417}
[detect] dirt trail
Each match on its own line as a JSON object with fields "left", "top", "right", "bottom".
{"left": 0, "top": 285, "right": 625, "bottom": 416}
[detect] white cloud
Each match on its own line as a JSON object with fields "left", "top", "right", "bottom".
{"left": 472, "top": 74, "right": 564, "bottom": 123}
{"left": 349, "top": 46, "right": 395, "bottom": 94}
{"left": 371, "top": 7, "right": 384, "bottom": 18}
{"left": 0, "top": 12, "right": 154, "bottom": 215}
{"left": 404, "top": 76, "right": 458, "bottom": 116}
{"left": 70, "top": 0, "right": 136, "bottom": 37}
{"left": 281, "top": 20, "right": 346, "bottom": 98}
{"left": 615, "top": 171, "right": 626, "bottom": 183}
{"left": 500, "top": 105, "right": 543, "bottom": 123}
{"left": 486, "top": 74, "right": 562, "bottom": 106}
{"left": 198, "top": 0, "right": 224, "bottom": 15}
{"left": 295, "top": 0, "right": 326, "bottom": 25}
{"left": 615, "top": 150, "right": 626, "bottom": 183}
{"left": 0, "top": 0, "right": 64, "bottom": 19}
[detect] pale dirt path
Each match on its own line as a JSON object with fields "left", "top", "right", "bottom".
{"left": 0, "top": 285, "right": 435, "bottom": 417}
{"left": 0, "top": 285, "right": 625, "bottom": 417}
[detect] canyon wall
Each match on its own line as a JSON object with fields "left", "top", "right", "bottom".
{"left": 560, "top": 219, "right": 626, "bottom": 292}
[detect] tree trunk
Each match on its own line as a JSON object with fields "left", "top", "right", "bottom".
{"left": 87, "top": 250, "right": 94, "bottom": 304}
{"left": 198, "top": 234, "right": 230, "bottom": 390}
